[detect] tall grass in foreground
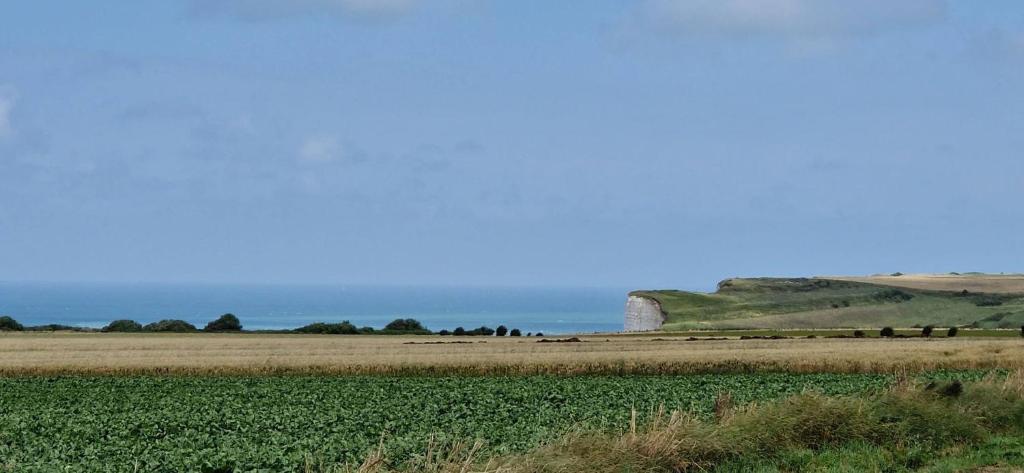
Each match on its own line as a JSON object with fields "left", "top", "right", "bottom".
{"left": 325, "top": 371, "right": 1024, "bottom": 472}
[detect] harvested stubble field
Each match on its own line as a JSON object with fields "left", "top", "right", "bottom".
{"left": 825, "top": 273, "right": 1024, "bottom": 294}
{"left": 1, "top": 332, "right": 1023, "bottom": 375}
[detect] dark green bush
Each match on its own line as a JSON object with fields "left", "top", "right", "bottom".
{"left": 30, "top": 324, "right": 89, "bottom": 332}
{"left": 940, "top": 380, "right": 963, "bottom": 397}
{"left": 880, "top": 327, "right": 895, "bottom": 337}
{"left": 874, "top": 289, "right": 914, "bottom": 303}
{"left": 853, "top": 330, "right": 865, "bottom": 338}
{"left": 294, "top": 322, "right": 358, "bottom": 334}
{"left": 921, "top": 325, "right": 934, "bottom": 337}
{"left": 204, "top": 313, "right": 242, "bottom": 332}
{"left": 102, "top": 319, "right": 143, "bottom": 332}
{"left": 510, "top": 328, "right": 522, "bottom": 337}
{"left": 972, "top": 296, "right": 1004, "bottom": 307}
{"left": 466, "top": 326, "right": 495, "bottom": 336}
{"left": 384, "top": 318, "right": 426, "bottom": 332}
{"left": 0, "top": 316, "right": 24, "bottom": 331}
{"left": 947, "top": 327, "right": 958, "bottom": 337}
{"left": 143, "top": 319, "right": 197, "bottom": 333}
{"left": 496, "top": 325, "right": 508, "bottom": 336}
{"left": 453, "top": 327, "right": 466, "bottom": 336}
{"left": 438, "top": 329, "right": 451, "bottom": 336}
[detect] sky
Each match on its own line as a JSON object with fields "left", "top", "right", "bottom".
{"left": 1, "top": 0, "right": 1023, "bottom": 289}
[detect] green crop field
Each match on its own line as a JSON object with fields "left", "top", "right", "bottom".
{"left": 632, "top": 277, "right": 1024, "bottom": 330}
{"left": 0, "top": 373, "right": 960, "bottom": 471}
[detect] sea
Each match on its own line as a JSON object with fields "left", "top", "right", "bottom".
{"left": 0, "top": 283, "right": 630, "bottom": 334}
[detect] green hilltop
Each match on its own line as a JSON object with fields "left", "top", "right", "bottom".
{"left": 631, "top": 276, "right": 1024, "bottom": 330}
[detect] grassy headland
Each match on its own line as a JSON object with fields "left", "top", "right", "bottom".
{"left": 632, "top": 275, "right": 1024, "bottom": 330}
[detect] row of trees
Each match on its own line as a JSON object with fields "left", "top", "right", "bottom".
{"left": 293, "top": 319, "right": 431, "bottom": 335}
{"left": 435, "top": 325, "right": 539, "bottom": 337}
{"left": 0, "top": 314, "right": 242, "bottom": 333}
{"left": 102, "top": 313, "right": 243, "bottom": 333}
{"left": 879, "top": 325, "right": 959, "bottom": 338}
{"left": 0, "top": 314, "right": 540, "bottom": 335}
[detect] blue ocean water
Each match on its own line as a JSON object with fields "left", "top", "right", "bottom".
{"left": 0, "top": 283, "right": 629, "bottom": 334}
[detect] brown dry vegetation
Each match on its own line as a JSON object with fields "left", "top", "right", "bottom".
{"left": 824, "top": 274, "right": 1024, "bottom": 294}
{"left": 2, "top": 332, "right": 1023, "bottom": 375}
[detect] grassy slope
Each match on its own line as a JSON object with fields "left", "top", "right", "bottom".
{"left": 632, "top": 277, "right": 1024, "bottom": 330}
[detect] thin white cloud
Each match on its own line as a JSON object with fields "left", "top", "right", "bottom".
{"left": 643, "top": 0, "right": 945, "bottom": 39}
{"left": 190, "top": 0, "right": 419, "bottom": 21}
{"left": 0, "top": 89, "right": 15, "bottom": 140}
{"left": 299, "top": 135, "right": 344, "bottom": 163}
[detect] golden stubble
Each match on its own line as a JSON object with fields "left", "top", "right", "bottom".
{"left": 1, "top": 332, "right": 1022, "bottom": 376}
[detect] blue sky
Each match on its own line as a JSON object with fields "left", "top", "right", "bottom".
{"left": 1, "top": 1, "right": 1023, "bottom": 289}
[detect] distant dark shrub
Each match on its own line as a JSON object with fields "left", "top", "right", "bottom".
{"left": 842, "top": 300, "right": 850, "bottom": 307}
{"left": 384, "top": 318, "right": 426, "bottom": 332}
{"left": 495, "top": 325, "right": 508, "bottom": 336}
{"left": 831, "top": 303, "right": 840, "bottom": 309}
{"left": 143, "top": 319, "right": 197, "bottom": 333}
{"left": 535, "top": 332, "right": 544, "bottom": 337}
{"left": 972, "top": 296, "right": 1004, "bottom": 307}
{"left": 27, "top": 324, "right": 91, "bottom": 332}
{"left": 874, "top": 289, "right": 914, "bottom": 303}
{"left": 853, "top": 330, "right": 865, "bottom": 338}
{"left": 204, "top": 313, "right": 242, "bottom": 332}
{"left": 922, "top": 325, "right": 934, "bottom": 338}
{"left": 294, "top": 321, "right": 358, "bottom": 334}
{"left": 453, "top": 327, "right": 466, "bottom": 336}
{"left": 0, "top": 316, "right": 25, "bottom": 331}
{"left": 510, "top": 328, "right": 522, "bottom": 337}
{"left": 881, "top": 327, "right": 895, "bottom": 338}
{"left": 438, "top": 329, "right": 451, "bottom": 336}
{"left": 891, "top": 272, "right": 904, "bottom": 277}
{"left": 526, "top": 332, "right": 533, "bottom": 337}
{"left": 358, "top": 327, "right": 375, "bottom": 334}
{"left": 465, "top": 326, "right": 495, "bottom": 336}
{"left": 1020, "top": 326, "right": 1024, "bottom": 338}
{"left": 947, "top": 327, "right": 958, "bottom": 337}
{"left": 102, "top": 319, "right": 143, "bottom": 332}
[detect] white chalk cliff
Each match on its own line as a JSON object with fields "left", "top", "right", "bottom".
{"left": 624, "top": 295, "right": 664, "bottom": 332}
